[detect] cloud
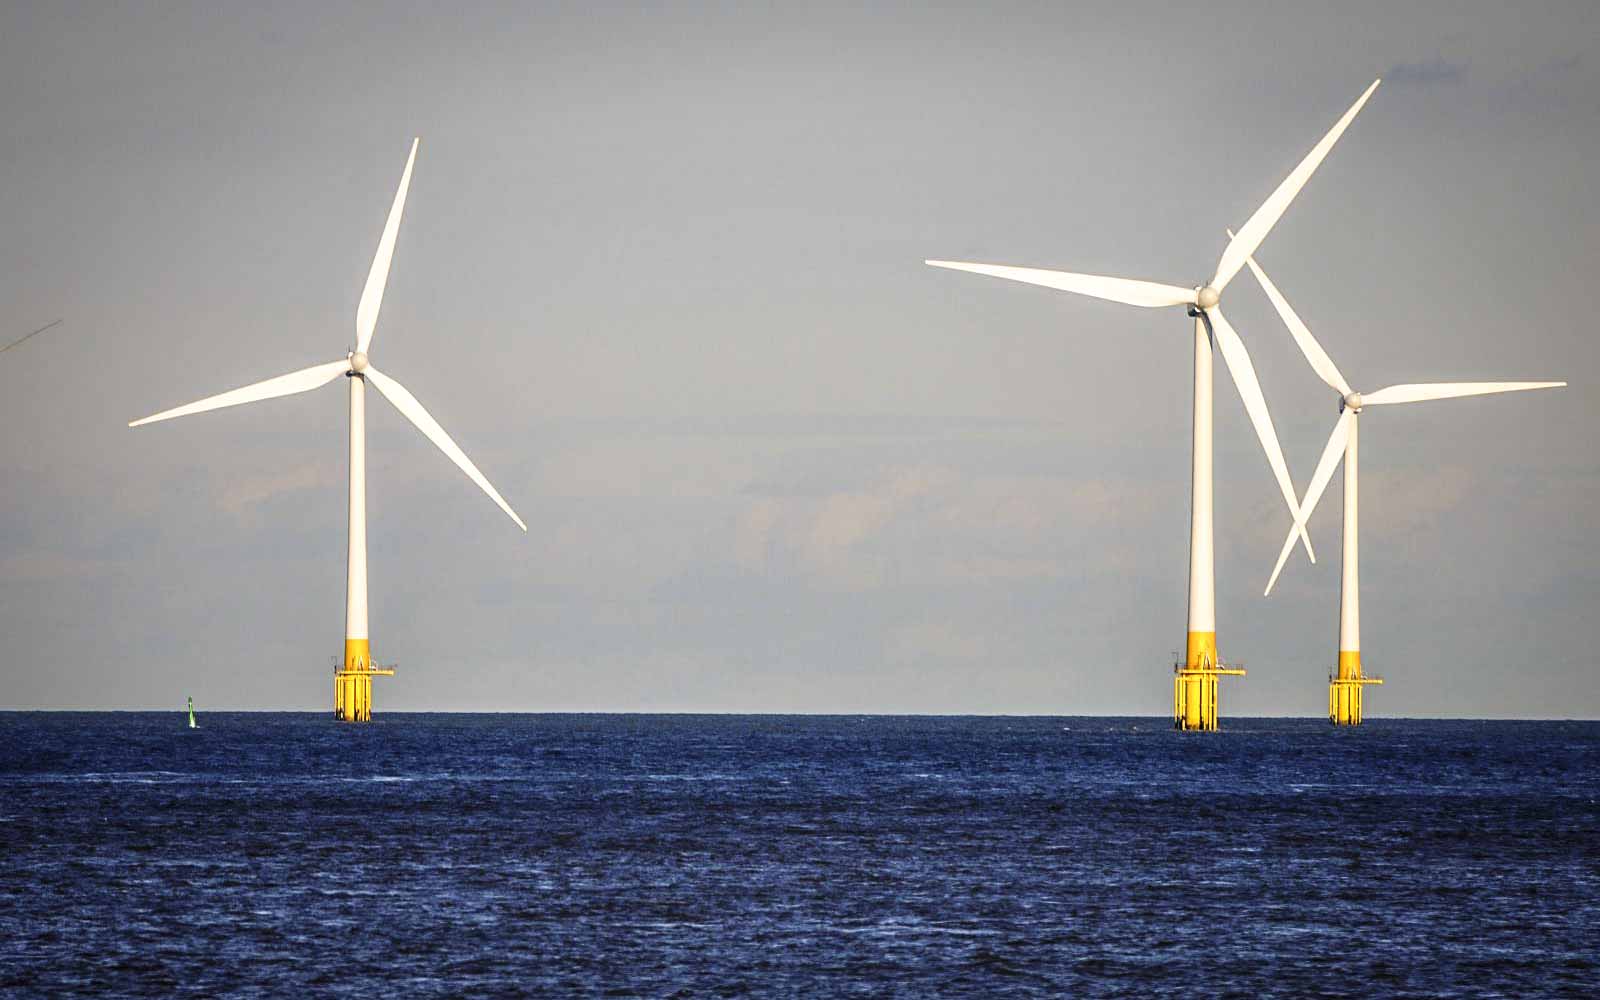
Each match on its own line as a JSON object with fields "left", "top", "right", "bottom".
{"left": 215, "top": 461, "right": 332, "bottom": 516}
{"left": 731, "top": 464, "right": 949, "bottom": 590}
{"left": 732, "top": 464, "right": 1160, "bottom": 591}
{"left": 535, "top": 435, "right": 757, "bottom": 500}
{"left": 733, "top": 496, "right": 784, "bottom": 571}
{"left": 801, "top": 465, "right": 948, "bottom": 572}
{"left": 1499, "top": 52, "right": 1585, "bottom": 110}
{"left": 1385, "top": 58, "right": 1467, "bottom": 87}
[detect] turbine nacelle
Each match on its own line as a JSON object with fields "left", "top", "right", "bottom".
{"left": 1244, "top": 249, "right": 1565, "bottom": 596}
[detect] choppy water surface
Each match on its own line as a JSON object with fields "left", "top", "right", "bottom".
{"left": 2, "top": 714, "right": 1597, "bottom": 997}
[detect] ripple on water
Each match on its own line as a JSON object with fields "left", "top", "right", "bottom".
{"left": 0, "top": 714, "right": 1597, "bottom": 998}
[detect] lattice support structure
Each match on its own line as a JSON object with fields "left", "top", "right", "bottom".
{"left": 1173, "top": 660, "right": 1247, "bottom": 731}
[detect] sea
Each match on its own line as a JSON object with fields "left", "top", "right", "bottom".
{"left": 1, "top": 714, "right": 1597, "bottom": 997}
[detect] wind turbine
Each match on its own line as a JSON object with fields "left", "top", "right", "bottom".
{"left": 927, "top": 79, "right": 1379, "bottom": 730}
{"left": 1244, "top": 250, "right": 1564, "bottom": 724}
{"left": 129, "top": 139, "right": 526, "bottom": 722}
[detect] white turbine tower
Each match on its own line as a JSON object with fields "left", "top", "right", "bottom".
{"left": 129, "top": 138, "right": 526, "bottom": 722}
{"left": 927, "top": 79, "right": 1380, "bottom": 730}
{"left": 1244, "top": 251, "right": 1564, "bottom": 724}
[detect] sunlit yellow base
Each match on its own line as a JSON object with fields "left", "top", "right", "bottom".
{"left": 1329, "top": 651, "right": 1383, "bottom": 726}
{"left": 1173, "top": 632, "right": 1246, "bottom": 731}
{"left": 333, "top": 638, "right": 393, "bottom": 722}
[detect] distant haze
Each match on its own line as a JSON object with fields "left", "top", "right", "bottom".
{"left": 0, "top": 1, "right": 1594, "bottom": 716}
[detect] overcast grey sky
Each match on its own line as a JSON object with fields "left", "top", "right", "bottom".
{"left": 0, "top": 1, "right": 1594, "bottom": 715}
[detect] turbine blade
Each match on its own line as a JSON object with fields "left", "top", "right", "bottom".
{"left": 1212, "top": 79, "right": 1380, "bottom": 292}
{"left": 0, "top": 319, "right": 63, "bottom": 356}
{"left": 1265, "top": 409, "right": 1353, "bottom": 595}
{"left": 1226, "top": 231, "right": 1351, "bottom": 396}
{"left": 1263, "top": 525, "right": 1299, "bottom": 600}
{"left": 926, "top": 260, "right": 1197, "bottom": 308}
{"left": 363, "top": 365, "right": 527, "bottom": 532}
{"left": 1361, "top": 381, "right": 1566, "bottom": 406}
{"left": 1205, "top": 307, "right": 1314, "bottom": 562}
{"left": 129, "top": 359, "right": 350, "bottom": 427}
{"left": 355, "top": 138, "right": 420, "bottom": 354}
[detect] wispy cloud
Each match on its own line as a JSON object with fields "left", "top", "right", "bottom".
{"left": 1500, "top": 51, "right": 1585, "bottom": 110}
{"left": 732, "top": 464, "right": 1159, "bottom": 591}
{"left": 734, "top": 465, "right": 950, "bottom": 590}
{"left": 215, "top": 462, "right": 331, "bottom": 516}
{"left": 1385, "top": 58, "right": 1467, "bottom": 87}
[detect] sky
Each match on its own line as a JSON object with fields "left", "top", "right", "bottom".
{"left": 0, "top": 1, "right": 1595, "bottom": 716}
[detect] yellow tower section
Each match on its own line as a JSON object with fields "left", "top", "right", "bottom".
{"left": 1173, "top": 632, "right": 1246, "bottom": 731}
{"left": 333, "top": 639, "right": 394, "bottom": 722}
{"left": 1328, "top": 650, "right": 1382, "bottom": 726}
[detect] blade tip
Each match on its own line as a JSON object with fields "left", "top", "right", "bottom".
{"left": 1265, "top": 558, "right": 1288, "bottom": 596}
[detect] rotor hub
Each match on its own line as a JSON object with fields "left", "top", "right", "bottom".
{"left": 349, "top": 351, "right": 369, "bottom": 373}
{"left": 1342, "top": 391, "right": 1362, "bottom": 412}
{"left": 1195, "top": 285, "right": 1220, "bottom": 310}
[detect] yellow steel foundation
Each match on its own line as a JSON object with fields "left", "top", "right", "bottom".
{"left": 1173, "top": 632, "right": 1245, "bottom": 731}
{"left": 333, "top": 638, "right": 394, "bottom": 722}
{"left": 1328, "top": 649, "right": 1382, "bottom": 726}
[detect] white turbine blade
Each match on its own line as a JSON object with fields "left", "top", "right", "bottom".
{"left": 363, "top": 365, "right": 527, "bottom": 532}
{"left": 129, "top": 359, "right": 350, "bottom": 427}
{"left": 926, "top": 260, "right": 1197, "bottom": 308}
{"left": 1265, "top": 409, "right": 1353, "bottom": 595}
{"left": 1361, "top": 381, "right": 1566, "bottom": 406}
{"left": 1212, "top": 79, "right": 1380, "bottom": 292}
{"left": 355, "top": 137, "right": 420, "bottom": 354}
{"left": 1263, "top": 523, "right": 1299, "bottom": 600}
{"left": 1205, "top": 307, "right": 1314, "bottom": 561}
{"left": 1226, "top": 230, "right": 1351, "bottom": 396}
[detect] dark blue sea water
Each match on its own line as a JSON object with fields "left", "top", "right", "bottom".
{"left": 2, "top": 714, "right": 1597, "bottom": 997}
